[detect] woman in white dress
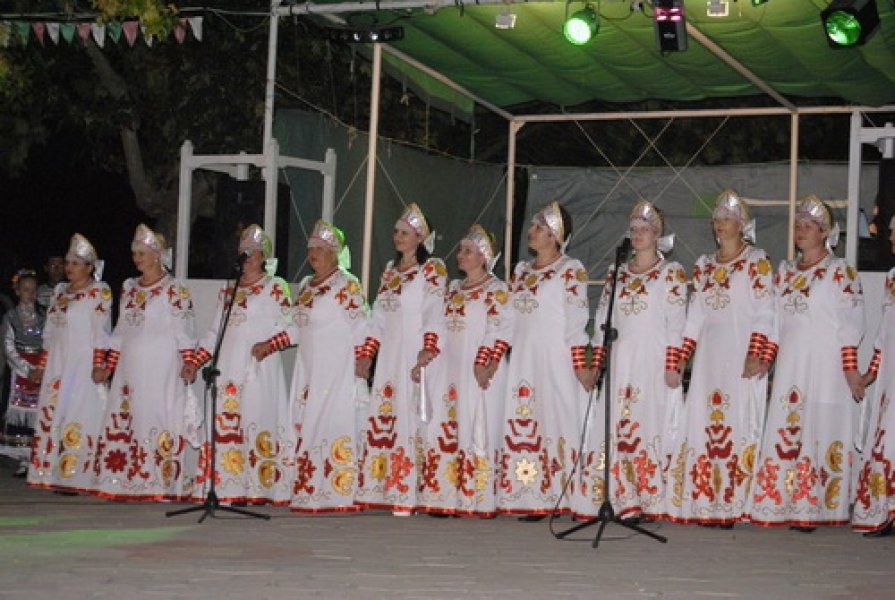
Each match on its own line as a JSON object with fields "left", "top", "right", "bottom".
{"left": 853, "top": 217, "right": 895, "bottom": 537}
{"left": 749, "top": 196, "right": 865, "bottom": 532}
{"left": 183, "top": 224, "right": 294, "bottom": 506}
{"left": 497, "top": 201, "right": 594, "bottom": 521}
{"left": 28, "top": 234, "right": 113, "bottom": 493}
{"left": 418, "top": 224, "right": 513, "bottom": 517}
{"left": 664, "top": 191, "right": 775, "bottom": 528}
{"left": 355, "top": 203, "right": 448, "bottom": 515}
{"left": 91, "top": 224, "right": 198, "bottom": 501}
{"left": 587, "top": 201, "right": 687, "bottom": 522}
{"left": 284, "top": 220, "right": 369, "bottom": 513}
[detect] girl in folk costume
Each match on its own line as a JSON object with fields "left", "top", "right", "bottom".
{"left": 284, "top": 220, "right": 369, "bottom": 513}
{"left": 584, "top": 201, "right": 687, "bottom": 522}
{"left": 852, "top": 217, "right": 895, "bottom": 537}
{"left": 183, "top": 224, "right": 295, "bottom": 506}
{"left": 497, "top": 201, "right": 594, "bottom": 521}
{"left": 418, "top": 224, "right": 514, "bottom": 517}
{"left": 355, "top": 203, "right": 448, "bottom": 515}
{"left": 28, "top": 234, "right": 113, "bottom": 493}
{"left": 91, "top": 224, "right": 198, "bottom": 501}
{"left": 1, "top": 270, "right": 45, "bottom": 476}
{"left": 663, "top": 191, "right": 775, "bottom": 528}
{"left": 749, "top": 196, "right": 865, "bottom": 532}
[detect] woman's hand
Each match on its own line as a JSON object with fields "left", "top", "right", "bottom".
{"left": 251, "top": 342, "right": 271, "bottom": 362}
{"left": 92, "top": 367, "right": 111, "bottom": 384}
{"left": 416, "top": 349, "right": 437, "bottom": 368}
{"left": 575, "top": 368, "right": 597, "bottom": 392}
{"left": 665, "top": 369, "right": 682, "bottom": 389}
{"left": 181, "top": 364, "right": 198, "bottom": 384}
{"left": 742, "top": 354, "right": 762, "bottom": 379}
{"left": 474, "top": 364, "right": 491, "bottom": 390}
{"left": 356, "top": 356, "right": 372, "bottom": 380}
{"left": 862, "top": 371, "right": 878, "bottom": 388}
{"left": 845, "top": 369, "right": 866, "bottom": 402}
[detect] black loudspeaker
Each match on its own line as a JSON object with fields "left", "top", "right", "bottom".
{"left": 192, "top": 179, "right": 290, "bottom": 279}
{"left": 654, "top": 0, "right": 687, "bottom": 53}
{"left": 872, "top": 158, "right": 895, "bottom": 272}
{"left": 860, "top": 158, "right": 895, "bottom": 272}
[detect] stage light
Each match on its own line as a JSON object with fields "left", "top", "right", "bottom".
{"left": 654, "top": 0, "right": 687, "bottom": 52}
{"left": 707, "top": 0, "right": 729, "bottom": 17}
{"left": 322, "top": 26, "right": 404, "bottom": 43}
{"left": 563, "top": 5, "right": 599, "bottom": 45}
{"left": 495, "top": 7, "right": 517, "bottom": 29}
{"left": 751, "top": 0, "right": 769, "bottom": 6}
{"left": 821, "top": 0, "right": 880, "bottom": 47}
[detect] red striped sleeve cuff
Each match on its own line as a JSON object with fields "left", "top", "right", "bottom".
{"left": 841, "top": 346, "right": 859, "bottom": 372}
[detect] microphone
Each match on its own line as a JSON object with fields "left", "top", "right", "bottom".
{"left": 234, "top": 249, "right": 252, "bottom": 268}
{"left": 618, "top": 237, "right": 632, "bottom": 255}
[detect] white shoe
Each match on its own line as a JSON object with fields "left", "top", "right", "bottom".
{"left": 392, "top": 510, "right": 412, "bottom": 517}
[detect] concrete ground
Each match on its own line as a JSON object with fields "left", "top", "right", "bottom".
{"left": 0, "top": 455, "right": 891, "bottom": 600}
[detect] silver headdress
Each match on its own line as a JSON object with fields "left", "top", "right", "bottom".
{"left": 796, "top": 195, "right": 840, "bottom": 250}
{"left": 713, "top": 190, "right": 756, "bottom": 244}
{"left": 309, "top": 219, "right": 351, "bottom": 271}
{"left": 532, "top": 201, "right": 569, "bottom": 252}
{"left": 464, "top": 224, "right": 500, "bottom": 273}
{"left": 131, "top": 223, "right": 172, "bottom": 270}
{"left": 66, "top": 233, "right": 104, "bottom": 281}
{"left": 398, "top": 202, "right": 435, "bottom": 254}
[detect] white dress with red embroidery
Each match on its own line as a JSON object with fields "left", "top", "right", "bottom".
{"left": 287, "top": 268, "right": 369, "bottom": 513}
{"left": 585, "top": 258, "right": 688, "bottom": 520}
{"left": 189, "top": 275, "right": 295, "bottom": 506}
{"left": 419, "top": 275, "right": 514, "bottom": 516}
{"left": 91, "top": 275, "right": 198, "bottom": 501}
{"left": 748, "top": 255, "right": 864, "bottom": 527}
{"left": 853, "top": 267, "right": 895, "bottom": 532}
{"left": 28, "top": 281, "right": 113, "bottom": 493}
{"left": 664, "top": 245, "right": 775, "bottom": 525}
{"left": 356, "top": 258, "right": 447, "bottom": 512}
{"left": 496, "top": 255, "right": 591, "bottom": 517}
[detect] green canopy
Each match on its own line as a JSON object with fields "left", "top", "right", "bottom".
{"left": 298, "top": 0, "right": 895, "bottom": 117}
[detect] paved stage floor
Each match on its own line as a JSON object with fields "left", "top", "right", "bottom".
{"left": 0, "top": 455, "right": 891, "bottom": 599}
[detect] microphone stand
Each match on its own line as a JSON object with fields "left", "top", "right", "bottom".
{"left": 167, "top": 254, "right": 270, "bottom": 523}
{"left": 556, "top": 239, "right": 667, "bottom": 548}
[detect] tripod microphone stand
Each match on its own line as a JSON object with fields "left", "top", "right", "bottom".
{"left": 556, "top": 238, "right": 667, "bottom": 548}
{"left": 167, "top": 253, "right": 270, "bottom": 523}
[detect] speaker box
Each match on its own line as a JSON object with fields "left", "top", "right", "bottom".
{"left": 192, "top": 179, "right": 291, "bottom": 279}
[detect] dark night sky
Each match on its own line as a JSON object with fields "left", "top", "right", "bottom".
{"left": 1, "top": 137, "right": 150, "bottom": 299}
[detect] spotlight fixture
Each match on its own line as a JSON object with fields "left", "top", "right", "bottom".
{"left": 751, "top": 0, "right": 769, "bottom": 5}
{"left": 495, "top": 7, "right": 517, "bottom": 30}
{"left": 654, "top": 0, "right": 687, "bottom": 53}
{"left": 322, "top": 26, "right": 404, "bottom": 43}
{"left": 707, "top": 0, "right": 729, "bottom": 17}
{"left": 563, "top": 4, "right": 599, "bottom": 45}
{"left": 820, "top": 0, "right": 880, "bottom": 47}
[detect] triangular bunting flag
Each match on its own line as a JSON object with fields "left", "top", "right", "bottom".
{"left": 107, "top": 21, "right": 121, "bottom": 44}
{"left": 0, "top": 22, "right": 10, "bottom": 48}
{"left": 31, "top": 22, "right": 46, "bottom": 46}
{"left": 14, "top": 21, "right": 30, "bottom": 46}
{"left": 91, "top": 23, "right": 106, "bottom": 48}
{"left": 174, "top": 18, "right": 187, "bottom": 44}
{"left": 188, "top": 17, "right": 202, "bottom": 42}
{"left": 77, "top": 22, "right": 91, "bottom": 44}
{"left": 141, "top": 25, "right": 153, "bottom": 47}
{"left": 46, "top": 22, "right": 60, "bottom": 45}
{"left": 60, "top": 22, "right": 76, "bottom": 44}
{"left": 122, "top": 20, "right": 139, "bottom": 46}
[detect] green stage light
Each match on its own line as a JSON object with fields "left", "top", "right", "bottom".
{"left": 563, "top": 6, "right": 599, "bottom": 45}
{"left": 820, "top": 0, "right": 880, "bottom": 47}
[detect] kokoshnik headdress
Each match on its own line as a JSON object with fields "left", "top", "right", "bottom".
{"left": 308, "top": 219, "right": 351, "bottom": 271}
{"left": 464, "top": 224, "right": 500, "bottom": 273}
{"left": 532, "top": 201, "right": 569, "bottom": 252}
{"left": 398, "top": 202, "right": 436, "bottom": 254}
{"left": 66, "top": 233, "right": 104, "bottom": 281}
{"left": 713, "top": 190, "right": 757, "bottom": 244}
{"left": 132, "top": 223, "right": 173, "bottom": 270}
{"left": 796, "top": 194, "right": 840, "bottom": 250}
{"left": 629, "top": 200, "right": 675, "bottom": 254}
{"left": 239, "top": 224, "right": 277, "bottom": 276}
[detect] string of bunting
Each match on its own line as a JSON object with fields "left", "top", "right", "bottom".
{"left": 0, "top": 16, "right": 203, "bottom": 48}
